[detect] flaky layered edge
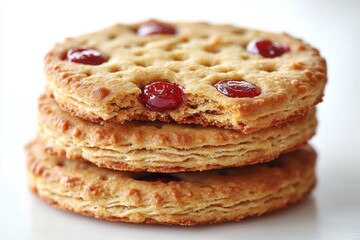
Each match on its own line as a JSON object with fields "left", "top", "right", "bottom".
{"left": 26, "top": 140, "right": 316, "bottom": 226}
{"left": 37, "top": 94, "right": 317, "bottom": 172}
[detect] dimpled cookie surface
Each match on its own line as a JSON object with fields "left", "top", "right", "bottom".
{"left": 45, "top": 20, "right": 326, "bottom": 133}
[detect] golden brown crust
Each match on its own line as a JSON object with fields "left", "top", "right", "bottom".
{"left": 26, "top": 140, "right": 316, "bottom": 226}
{"left": 37, "top": 94, "right": 317, "bottom": 172}
{"left": 44, "top": 20, "right": 327, "bottom": 133}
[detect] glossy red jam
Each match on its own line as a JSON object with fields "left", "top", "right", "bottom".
{"left": 247, "top": 39, "right": 290, "bottom": 58}
{"left": 141, "top": 82, "right": 184, "bottom": 111}
{"left": 65, "top": 47, "right": 108, "bottom": 65}
{"left": 214, "top": 79, "right": 261, "bottom": 98}
{"left": 137, "top": 20, "right": 177, "bottom": 36}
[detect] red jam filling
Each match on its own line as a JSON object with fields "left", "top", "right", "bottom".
{"left": 247, "top": 39, "right": 290, "bottom": 58}
{"left": 65, "top": 47, "right": 108, "bottom": 65}
{"left": 141, "top": 82, "right": 184, "bottom": 111}
{"left": 214, "top": 79, "right": 261, "bottom": 98}
{"left": 137, "top": 20, "right": 177, "bottom": 36}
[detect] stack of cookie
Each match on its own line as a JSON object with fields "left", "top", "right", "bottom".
{"left": 27, "top": 20, "right": 327, "bottom": 225}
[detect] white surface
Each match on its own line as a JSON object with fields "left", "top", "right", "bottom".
{"left": 1, "top": 0, "right": 360, "bottom": 239}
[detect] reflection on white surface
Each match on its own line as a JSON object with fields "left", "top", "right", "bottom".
{"left": 1, "top": 0, "right": 360, "bottom": 239}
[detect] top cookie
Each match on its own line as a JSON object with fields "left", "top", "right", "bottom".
{"left": 45, "top": 20, "right": 326, "bottom": 133}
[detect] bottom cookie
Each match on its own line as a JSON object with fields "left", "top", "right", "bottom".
{"left": 26, "top": 140, "right": 316, "bottom": 226}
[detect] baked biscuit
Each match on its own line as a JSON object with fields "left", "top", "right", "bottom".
{"left": 27, "top": 140, "right": 316, "bottom": 226}
{"left": 44, "top": 20, "right": 326, "bottom": 133}
{"left": 37, "top": 94, "right": 317, "bottom": 172}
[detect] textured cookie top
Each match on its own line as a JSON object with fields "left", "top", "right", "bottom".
{"left": 45, "top": 20, "right": 326, "bottom": 132}
{"left": 38, "top": 94, "right": 316, "bottom": 172}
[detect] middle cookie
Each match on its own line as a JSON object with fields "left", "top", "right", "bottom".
{"left": 38, "top": 94, "right": 316, "bottom": 172}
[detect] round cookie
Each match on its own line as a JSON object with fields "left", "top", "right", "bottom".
{"left": 37, "top": 94, "right": 317, "bottom": 172}
{"left": 44, "top": 20, "right": 326, "bottom": 133}
{"left": 26, "top": 140, "right": 316, "bottom": 226}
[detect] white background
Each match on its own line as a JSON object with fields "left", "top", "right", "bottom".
{"left": 1, "top": 0, "right": 360, "bottom": 239}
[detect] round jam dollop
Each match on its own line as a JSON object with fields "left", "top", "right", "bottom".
{"left": 141, "top": 82, "right": 184, "bottom": 111}
{"left": 66, "top": 47, "right": 108, "bottom": 65}
{"left": 247, "top": 39, "right": 290, "bottom": 58}
{"left": 137, "top": 20, "right": 177, "bottom": 36}
{"left": 214, "top": 80, "right": 261, "bottom": 98}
